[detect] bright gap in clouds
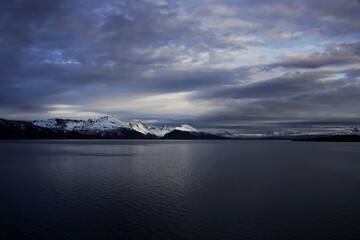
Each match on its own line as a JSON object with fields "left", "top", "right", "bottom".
{"left": 92, "top": 92, "right": 215, "bottom": 117}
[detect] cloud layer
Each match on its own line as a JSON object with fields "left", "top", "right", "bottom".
{"left": 1, "top": 0, "right": 359, "bottom": 132}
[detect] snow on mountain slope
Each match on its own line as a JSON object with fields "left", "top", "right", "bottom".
{"left": 32, "top": 119, "right": 57, "bottom": 128}
{"left": 331, "top": 127, "right": 360, "bottom": 136}
{"left": 33, "top": 116, "right": 201, "bottom": 137}
{"left": 262, "top": 130, "right": 303, "bottom": 137}
{"left": 33, "top": 116, "right": 130, "bottom": 133}
{"left": 211, "top": 130, "right": 240, "bottom": 138}
{"left": 174, "top": 125, "right": 197, "bottom": 132}
{"left": 128, "top": 120, "right": 153, "bottom": 135}
{"left": 78, "top": 116, "right": 129, "bottom": 132}
{"left": 33, "top": 119, "right": 85, "bottom": 130}
{"left": 131, "top": 123, "right": 196, "bottom": 136}
{"left": 128, "top": 122, "right": 198, "bottom": 137}
{"left": 147, "top": 125, "right": 173, "bottom": 137}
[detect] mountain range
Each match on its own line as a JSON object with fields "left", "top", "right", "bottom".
{"left": 0, "top": 116, "right": 223, "bottom": 139}
{"left": 0, "top": 116, "right": 359, "bottom": 141}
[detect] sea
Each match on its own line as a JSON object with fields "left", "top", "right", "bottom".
{"left": 0, "top": 140, "right": 359, "bottom": 240}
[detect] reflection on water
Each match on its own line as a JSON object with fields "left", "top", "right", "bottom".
{"left": 0, "top": 140, "right": 359, "bottom": 239}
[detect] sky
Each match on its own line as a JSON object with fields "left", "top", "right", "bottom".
{"left": 0, "top": 0, "right": 359, "bottom": 133}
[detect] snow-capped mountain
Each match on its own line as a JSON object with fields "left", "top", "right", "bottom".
{"left": 210, "top": 130, "right": 242, "bottom": 139}
{"left": 33, "top": 118, "right": 86, "bottom": 131}
{"left": 147, "top": 125, "right": 173, "bottom": 137}
{"left": 32, "top": 116, "right": 199, "bottom": 138}
{"left": 162, "top": 129, "right": 225, "bottom": 139}
{"left": 128, "top": 121, "right": 199, "bottom": 137}
{"left": 0, "top": 118, "right": 82, "bottom": 139}
{"left": 32, "top": 116, "right": 145, "bottom": 138}
{"left": 161, "top": 124, "right": 228, "bottom": 139}
{"left": 128, "top": 120, "right": 155, "bottom": 135}
{"left": 262, "top": 130, "right": 303, "bottom": 138}
{"left": 174, "top": 125, "right": 197, "bottom": 132}
{"left": 127, "top": 120, "right": 196, "bottom": 137}
{"left": 330, "top": 127, "right": 360, "bottom": 136}
{"left": 76, "top": 116, "right": 130, "bottom": 134}
{"left": 3, "top": 115, "right": 359, "bottom": 141}
{"left": 33, "top": 116, "right": 130, "bottom": 133}
{"left": 292, "top": 127, "right": 360, "bottom": 142}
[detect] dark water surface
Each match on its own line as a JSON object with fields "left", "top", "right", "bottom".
{"left": 0, "top": 140, "right": 359, "bottom": 240}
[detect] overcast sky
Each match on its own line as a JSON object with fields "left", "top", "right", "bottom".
{"left": 0, "top": 0, "right": 359, "bottom": 132}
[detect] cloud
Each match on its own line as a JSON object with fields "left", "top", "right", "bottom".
{"left": 191, "top": 68, "right": 360, "bottom": 131}
{"left": 267, "top": 42, "right": 360, "bottom": 69}
{"left": 197, "top": 71, "right": 339, "bottom": 99}
{"left": 0, "top": 0, "right": 359, "bottom": 131}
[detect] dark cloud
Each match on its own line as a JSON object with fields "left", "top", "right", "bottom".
{"left": 267, "top": 42, "right": 360, "bottom": 69}
{"left": 197, "top": 71, "right": 339, "bottom": 99}
{"left": 193, "top": 72, "right": 360, "bottom": 132}
{"left": 238, "top": 0, "right": 360, "bottom": 37}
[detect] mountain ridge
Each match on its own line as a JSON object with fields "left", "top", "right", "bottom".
{"left": 0, "top": 116, "right": 214, "bottom": 139}
{"left": 1, "top": 116, "right": 359, "bottom": 141}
